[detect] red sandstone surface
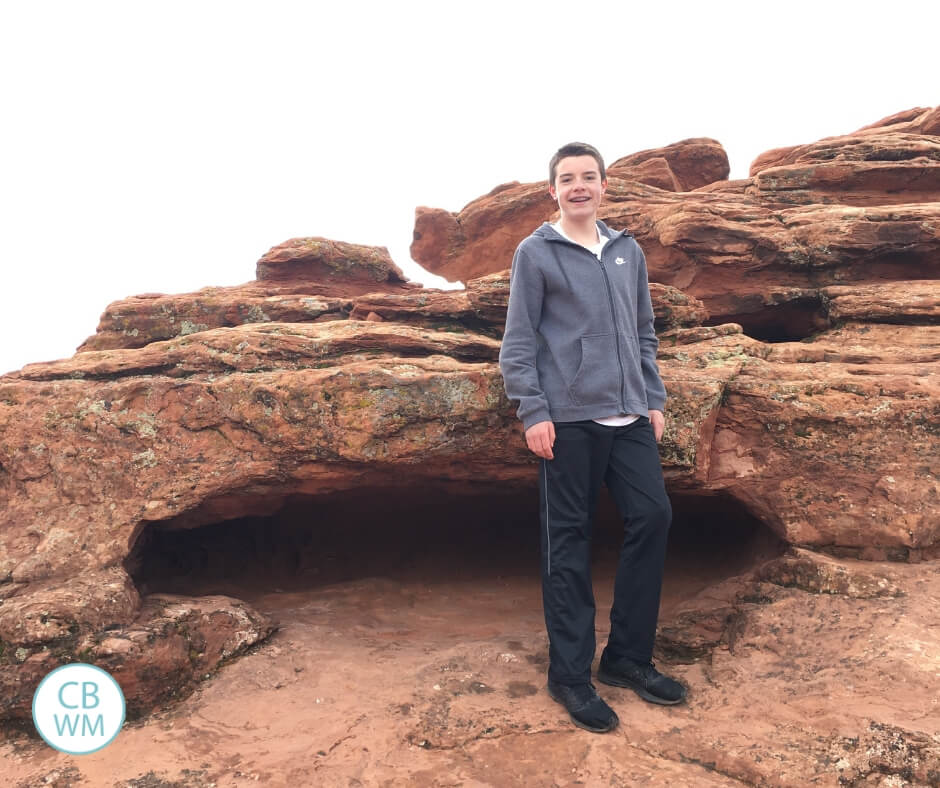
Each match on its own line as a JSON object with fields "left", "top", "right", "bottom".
{"left": 409, "top": 107, "right": 940, "bottom": 342}
{"left": 5, "top": 547, "right": 938, "bottom": 787}
{"left": 1, "top": 106, "right": 939, "bottom": 786}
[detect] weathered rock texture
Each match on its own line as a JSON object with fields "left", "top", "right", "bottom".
{"left": 78, "top": 238, "right": 416, "bottom": 352}
{"left": 1, "top": 108, "right": 939, "bottom": 785}
{"left": 410, "top": 108, "right": 940, "bottom": 342}
{"left": 749, "top": 106, "right": 940, "bottom": 177}
{"left": 609, "top": 137, "right": 731, "bottom": 191}
{"left": 411, "top": 138, "right": 731, "bottom": 283}
{"left": 3, "top": 545, "right": 938, "bottom": 786}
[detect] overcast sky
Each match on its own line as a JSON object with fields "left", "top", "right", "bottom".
{"left": 1, "top": 0, "right": 937, "bottom": 375}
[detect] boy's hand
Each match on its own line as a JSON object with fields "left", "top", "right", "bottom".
{"left": 649, "top": 409, "right": 665, "bottom": 442}
{"left": 525, "top": 420, "right": 555, "bottom": 459}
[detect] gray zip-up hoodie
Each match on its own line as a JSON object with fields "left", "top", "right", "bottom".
{"left": 499, "top": 220, "right": 666, "bottom": 430}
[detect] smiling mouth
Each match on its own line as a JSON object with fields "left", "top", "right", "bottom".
{"left": 570, "top": 196, "right": 590, "bottom": 202}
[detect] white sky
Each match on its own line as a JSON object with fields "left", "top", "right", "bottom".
{"left": 1, "top": 0, "right": 937, "bottom": 375}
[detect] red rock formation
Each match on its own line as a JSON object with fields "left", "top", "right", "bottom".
{"left": 751, "top": 105, "right": 940, "bottom": 174}
{"left": 599, "top": 187, "right": 940, "bottom": 337}
{"left": 822, "top": 280, "right": 939, "bottom": 323}
{"left": 2, "top": 276, "right": 935, "bottom": 723}
{"left": 747, "top": 125, "right": 940, "bottom": 206}
{"left": 0, "top": 110, "right": 938, "bottom": 768}
{"left": 411, "top": 138, "right": 732, "bottom": 283}
{"left": 408, "top": 108, "right": 940, "bottom": 335}
{"left": 856, "top": 106, "right": 935, "bottom": 131}
{"left": 79, "top": 238, "right": 417, "bottom": 352}
{"left": 255, "top": 237, "right": 409, "bottom": 289}
{"left": 0, "top": 589, "right": 273, "bottom": 722}
{"left": 609, "top": 156, "right": 681, "bottom": 191}
{"left": 411, "top": 181, "right": 557, "bottom": 284}
{"left": 81, "top": 260, "right": 708, "bottom": 355}
{"left": 609, "top": 137, "right": 730, "bottom": 191}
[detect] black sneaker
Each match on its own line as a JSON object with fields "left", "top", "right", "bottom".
{"left": 546, "top": 681, "right": 619, "bottom": 733}
{"left": 597, "top": 654, "right": 687, "bottom": 705}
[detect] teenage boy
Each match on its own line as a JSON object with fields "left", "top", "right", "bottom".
{"left": 499, "top": 142, "right": 686, "bottom": 734}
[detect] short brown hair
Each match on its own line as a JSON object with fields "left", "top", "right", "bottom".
{"left": 549, "top": 142, "right": 606, "bottom": 185}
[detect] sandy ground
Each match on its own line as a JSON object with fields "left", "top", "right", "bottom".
{"left": 3, "top": 501, "right": 938, "bottom": 787}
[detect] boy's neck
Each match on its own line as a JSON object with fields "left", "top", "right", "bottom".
{"left": 557, "top": 215, "right": 599, "bottom": 246}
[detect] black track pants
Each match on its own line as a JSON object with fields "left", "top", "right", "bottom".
{"left": 539, "top": 418, "right": 672, "bottom": 686}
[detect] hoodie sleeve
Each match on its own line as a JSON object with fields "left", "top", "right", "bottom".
{"left": 635, "top": 244, "right": 668, "bottom": 412}
{"left": 499, "top": 244, "right": 552, "bottom": 429}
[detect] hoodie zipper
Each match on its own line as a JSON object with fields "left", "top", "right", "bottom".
{"left": 596, "top": 251, "right": 626, "bottom": 411}
{"left": 547, "top": 228, "right": 628, "bottom": 412}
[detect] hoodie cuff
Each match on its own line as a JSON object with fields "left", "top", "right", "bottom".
{"left": 521, "top": 406, "right": 553, "bottom": 432}
{"left": 646, "top": 395, "right": 666, "bottom": 413}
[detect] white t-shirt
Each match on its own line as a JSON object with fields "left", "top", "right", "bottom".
{"left": 552, "top": 222, "right": 641, "bottom": 428}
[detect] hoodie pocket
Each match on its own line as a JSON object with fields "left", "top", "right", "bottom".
{"left": 569, "top": 333, "right": 619, "bottom": 405}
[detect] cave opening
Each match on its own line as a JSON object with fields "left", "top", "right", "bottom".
{"left": 126, "top": 484, "right": 785, "bottom": 620}
{"left": 710, "top": 295, "right": 829, "bottom": 343}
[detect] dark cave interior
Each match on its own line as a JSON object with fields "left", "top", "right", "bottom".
{"left": 126, "top": 484, "right": 786, "bottom": 611}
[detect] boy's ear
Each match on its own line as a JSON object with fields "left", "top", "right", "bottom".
{"left": 601, "top": 178, "right": 608, "bottom": 194}
{"left": 548, "top": 183, "right": 557, "bottom": 200}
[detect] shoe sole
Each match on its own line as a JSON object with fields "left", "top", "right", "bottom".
{"left": 597, "top": 669, "right": 687, "bottom": 706}
{"left": 546, "top": 685, "right": 619, "bottom": 733}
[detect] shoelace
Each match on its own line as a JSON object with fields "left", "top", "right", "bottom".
{"left": 642, "top": 662, "right": 661, "bottom": 678}
{"left": 569, "top": 683, "right": 600, "bottom": 705}
{"left": 629, "top": 661, "right": 662, "bottom": 683}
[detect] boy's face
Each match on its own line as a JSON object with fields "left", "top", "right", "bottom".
{"left": 549, "top": 155, "right": 607, "bottom": 221}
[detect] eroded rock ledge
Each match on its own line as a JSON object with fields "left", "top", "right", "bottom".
{"left": 1, "top": 109, "right": 938, "bottom": 752}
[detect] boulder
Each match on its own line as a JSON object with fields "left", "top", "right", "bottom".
{"left": 609, "top": 137, "right": 730, "bottom": 191}
{"left": 255, "top": 237, "right": 409, "bottom": 289}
